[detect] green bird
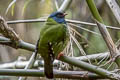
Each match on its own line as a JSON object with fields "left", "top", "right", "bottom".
{"left": 36, "top": 11, "right": 69, "bottom": 79}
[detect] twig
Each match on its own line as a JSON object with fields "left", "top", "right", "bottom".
{"left": 7, "top": 18, "right": 46, "bottom": 24}
{"left": 7, "top": 19, "right": 120, "bottom": 30}
{"left": 69, "top": 23, "right": 100, "bottom": 35}
{"left": 69, "top": 27, "right": 89, "bottom": 43}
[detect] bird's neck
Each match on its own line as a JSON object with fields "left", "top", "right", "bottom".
{"left": 46, "top": 18, "right": 58, "bottom": 24}
{"left": 46, "top": 17, "right": 66, "bottom": 25}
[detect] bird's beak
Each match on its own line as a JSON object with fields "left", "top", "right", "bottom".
{"left": 63, "top": 13, "right": 67, "bottom": 17}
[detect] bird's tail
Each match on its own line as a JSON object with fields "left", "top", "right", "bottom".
{"left": 44, "top": 57, "right": 53, "bottom": 79}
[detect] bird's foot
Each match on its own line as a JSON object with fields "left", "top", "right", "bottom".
{"left": 57, "top": 52, "right": 64, "bottom": 60}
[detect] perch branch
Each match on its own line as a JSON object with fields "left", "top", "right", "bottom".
{"left": 0, "top": 52, "right": 109, "bottom": 69}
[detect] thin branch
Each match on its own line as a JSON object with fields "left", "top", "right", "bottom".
{"left": 0, "top": 69, "right": 104, "bottom": 79}
{"left": 7, "top": 18, "right": 46, "bottom": 24}
{"left": 0, "top": 59, "right": 59, "bottom": 69}
{"left": 76, "top": 52, "right": 110, "bottom": 62}
{"left": 7, "top": 19, "right": 120, "bottom": 30}
{"left": 0, "top": 36, "right": 35, "bottom": 51}
{"left": 69, "top": 23, "right": 101, "bottom": 36}
{"left": 0, "top": 52, "right": 110, "bottom": 69}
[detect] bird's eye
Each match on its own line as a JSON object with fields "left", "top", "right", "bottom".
{"left": 56, "top": 13, "right": 64, "bottom": 18}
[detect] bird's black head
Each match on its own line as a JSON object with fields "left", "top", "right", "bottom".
{"left": 49, "top": 12, "right": 67, "bottom": 24}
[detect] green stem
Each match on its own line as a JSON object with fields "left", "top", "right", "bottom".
{"left": 86, "top": 0, "right": 103, "bottom": 23}
{"left": 59, "top": 56, "right": 120, "bottom": 79}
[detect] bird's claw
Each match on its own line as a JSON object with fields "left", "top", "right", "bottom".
{"left": 57, "top": 52, "right": 64, "bottom": 60}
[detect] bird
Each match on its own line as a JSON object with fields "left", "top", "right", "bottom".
{"left": 36, "top": 11, "right": 69, "bottom": 79}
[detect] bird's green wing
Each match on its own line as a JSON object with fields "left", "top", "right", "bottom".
{"left": 38, "top": 18, "right": 69, "bottom": 57}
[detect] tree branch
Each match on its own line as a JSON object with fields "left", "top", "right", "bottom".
{"left": 0, "top": 16, "right": 20, "bottom": 48}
